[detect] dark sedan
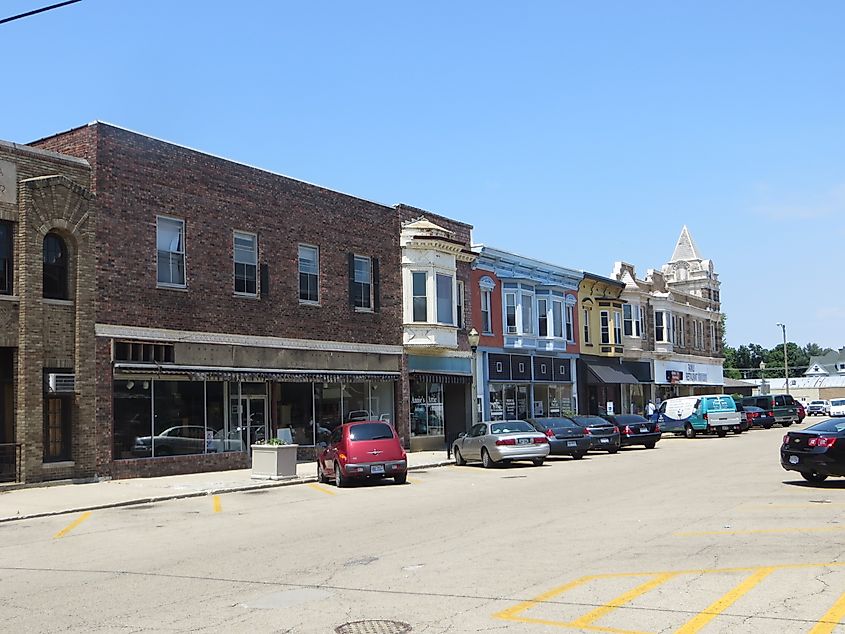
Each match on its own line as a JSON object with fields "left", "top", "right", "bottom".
{"left": 781, "top": 418, "right": 845, "bottom": 483}
{"left": 740, "top": 405, "right": 775, "bottom": 430}
{"left": 603, "top": 414, "right": 661, "bottom": 449}
{"left": 571, "top": 415, "right": 620, "bottom": 453}
{"left": 527, "top": 418, "right": 590, "bottom": 459}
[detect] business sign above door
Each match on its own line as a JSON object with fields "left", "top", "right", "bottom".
{"left": 654, "top": 360, "right": 724, "bottom": 386}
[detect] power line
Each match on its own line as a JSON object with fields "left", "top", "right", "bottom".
{"left": 0, "top": 0, "right": 82, "bottom": 26}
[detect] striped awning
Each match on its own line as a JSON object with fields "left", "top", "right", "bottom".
{"left": 409, "top": 371, "right": 473, "bottom": 384}
{"left": 114, "top": 363, "right": 399, "bottom": 383}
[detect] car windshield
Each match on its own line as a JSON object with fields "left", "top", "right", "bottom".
{"left": 807, "top": 420, "right": 845, "bottom": 433}
{"left": 832, "top": 400, "right": 845, "bottom": 407}
{"left": 490, "top": 421, "right": 534, "bottom": 434}
{"left": 810, "top": 401, "right": 825, "bottom": 406}
{"left": 348, "top": 423, "right": 394, "bottom": 441}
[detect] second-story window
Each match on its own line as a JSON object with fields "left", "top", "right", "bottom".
{"left": 566, "top": 304, "right": 575, "bottom": 342}
{"left": 623, "top": 304, "right": 635, "bottom": 336}
{"left": 639, "top": 306, "right": 645, "bottom": 339}
{"left": 505, "top": 292, "right": 517, "bottom": 334}
{"left": 351, "top": 255, "right": 372, "bottom": 310}
{"left": 614, "top": 312, "right": 622, "bottom": 345}
{"left": 710, "top": 321, "right": 717, "bottom": 351}
{"left": 538, "top": 297, "right": 548, "bottom": 337}
{"left": 583, "top": 308, "right": 591, "bottom": 344}
{"left": 233, "top": 231, "right": 257, "bottom": 295}
{"left": 0, "top": 221, "right": 12, "bottom": 295}
{"left": 552, "top": 300, "right": 563, "bottom": 338}
{"left": 156, "top": 217, "right": 186, "bottom": 287}
{"left": 298, "top": 244, "right": 319, "bottom": 303}
{"left": 43, "top": 232, "right": 69, "bottom": 300}
{"left": 521, "top": 292, "right": 533, "bottom": 335}
{"left": 655, "top": 311, "right": 672, "bottom": 343}
{"left": 456, "top": 280, "right": 465, "bottom": 329}
{"left": 481, "top": 290, "right": 492, "bottom": 334}
{"left": 412, "top": 271, "right": 427, "bottom": 321}
{"left": 436, "top": 273, "right": 454, "bottom": 325}
{"left": 600, "top": 310, "right": 610, "bottom": 344}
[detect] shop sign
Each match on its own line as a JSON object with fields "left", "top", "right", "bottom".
{"left": 654, "top": 360, "right": 724, "bottom": 385}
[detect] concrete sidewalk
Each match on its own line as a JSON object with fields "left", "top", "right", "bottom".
{"left": 0, "top": 451, "right": 453, "bottom": 523}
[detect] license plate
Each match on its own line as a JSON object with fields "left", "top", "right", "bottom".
{"left": 600, "top": 438, "right": 609, "bottom": 444}
{"left": 518, "top": 438, "right": 531, "bottom": 445}
{"left": 567, "top": 441, "right": 576, "bottom": 447}
{"left": 371, "top": 464, "right": 385, "bottom": 474}
{"left": 640, "top": 427, "right": 649, "bottom": 433}
{"left": 789, "top": 455, "right": 799, "bottom": 465}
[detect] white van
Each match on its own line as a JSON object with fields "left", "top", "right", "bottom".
{"left": 656, "top": 394, "right": 741, "bottom": 438}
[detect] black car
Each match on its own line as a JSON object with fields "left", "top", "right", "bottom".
{"left": 570, "top": 415, "right": 621, "bottom": 453}
{"left": 527, "top": 418, "right": 591, "bottom": 459}
{"left": 737, "top": 404, "right": 774, "bottom": 430}
{"left": 603, "top": 414, "right": 661, "bottom": 448}
{"left": 781, "top": 418, "right": 845, "bottom": 483}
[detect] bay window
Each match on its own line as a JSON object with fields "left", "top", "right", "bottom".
{"left": 412, "top": 271, "right": 427, "bottom": 322}
{"left": 538, "top": 298, "right": 548, "bottom": 337}
{"left": 552, "top": 300, "right": 563, "bottom": 338}
{"left": 505, "top": 293, "right": 517, "bottom": 334}
{"left": 600, "top": 310, "right": 610, "bottom": 344}
{"left": 614, "top": 312, "right": 622, "bottom": 345}
{"left": 436, "top": 273, "right": 454, "bottom": 325}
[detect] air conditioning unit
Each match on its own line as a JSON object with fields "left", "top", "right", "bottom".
{"left": 47, "top": 373, "right": 76, "bottom": 394}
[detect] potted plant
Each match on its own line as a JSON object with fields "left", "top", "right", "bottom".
{"left": 251, "top": 437, "right": 299, "bottom": 480}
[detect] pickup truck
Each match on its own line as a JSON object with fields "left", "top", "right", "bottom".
{"left": 657, "top": 395, "right": 742, "bottom": 438}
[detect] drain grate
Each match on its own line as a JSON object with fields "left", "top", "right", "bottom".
{"left": 335, "top": 620, "right": 412, "bottom": 634}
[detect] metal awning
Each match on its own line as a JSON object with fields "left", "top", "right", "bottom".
{"left": 585, "top": 360, "right": 640, "bottom": 385}
{"left": 409, "top": 371, "right": 473, "bottom": 384}
{"left": 114, "top": 363, "right": 399, "bottom": 383}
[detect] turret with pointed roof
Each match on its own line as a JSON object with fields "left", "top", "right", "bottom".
{"left": 660, "top": 226, "right": 720, "bottom": 309}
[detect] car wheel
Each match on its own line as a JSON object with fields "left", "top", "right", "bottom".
{"left": 608, "top": 447, "right": 619, "bottom": 454}
{"left": 393, "top": 471, "right": 407, "bottom": 484}
{"left": 684, "top": 424, "right": 696, "bottom": 439}
{"left": 481, "top": 448, "right": 495, "bottom": 469}
{"left": 532, "top": 457, "right": 544, "bottom": 467}
{"left": 334, "top": 462, "right": 347, "bottom": 488}
{"left": 317, "top": 461, "right": 329, "bottom": 483}
{"left": 453, "top": 447, "right": 466, "bottom": 466}
{"left": 644, "top": 442, "right": 656, "bottom": 449}
{"left": 802, "top": 471, "right": 828, "bottom": 483}
{"left": 572, "top": 451, "right": 586, "bottom": 460}
{"left": 716, "top": 428, "right": 727, "bottom": 438}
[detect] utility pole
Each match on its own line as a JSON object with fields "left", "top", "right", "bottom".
{"left": 776, "top": 322, "right": 788, "bottom": 394}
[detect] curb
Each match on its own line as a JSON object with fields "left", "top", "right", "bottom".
{"left": 0, "top": 459, "right": 454, "bottom": 524}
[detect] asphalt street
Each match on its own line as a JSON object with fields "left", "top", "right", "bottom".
{"left": 2, "top": 419, "right": 845, "bottom": 633}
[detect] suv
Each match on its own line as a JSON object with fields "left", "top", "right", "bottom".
{"left": 808, "top": 400, "right": 831, "bottom": 417}
{"left": 742, "top": 394, "right": 798, "bottom": 427}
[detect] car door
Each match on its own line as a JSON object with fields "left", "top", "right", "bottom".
{"left": 322, "top": 427, "right": 343, "bottom": 474}
{"left": 466, "top": 423, "right": 487, "bottom": 460}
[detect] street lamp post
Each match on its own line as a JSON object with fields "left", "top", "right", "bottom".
{"left": 468, "top": 328, "right": 480, "bottom": 427}
{"left": 776, "top": 322, "right": 788, "bottom": 394}
{"left": 759, "top": 361, "right": 767, "bottom": 395}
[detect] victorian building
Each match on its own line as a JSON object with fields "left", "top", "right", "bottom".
{"left": 470, "top": 247, "right": 581, "bottom": 421}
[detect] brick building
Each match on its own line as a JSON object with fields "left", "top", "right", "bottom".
{"left": 0, "top": 140, "right": 96, "bottom": 483}
{"left": 31, "top": 122, "right": 405, "bottom": 479}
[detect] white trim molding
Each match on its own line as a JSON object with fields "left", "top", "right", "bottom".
{"left": 95, "top": 324, "right": 403, "bottom": 355}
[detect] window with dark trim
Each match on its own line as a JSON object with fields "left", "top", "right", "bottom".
{"left": 43, "top": 232, "right": 68, "bottom": 299}
{"left": 298, "top": 244, "right": 319, "bottom": 303}
{"left": 114, "top": 341, "right": 175, "bottom": 363}
{"left": 44, "top": 394, "right": 72, "bottom": 462}
{"left": 233, "top": 231, "right": 257, "bottom": 295}
{"left": 600, "top": 310, "right": 610, "bottom": 344}
{"left": 350, "top": 254, "right": 372, "bottom": 310}
{"left": 156, "top": 217, "right": 186, "bottom": 287}
{"left": 0, "top": 221, "right": 11, "bottom": 295}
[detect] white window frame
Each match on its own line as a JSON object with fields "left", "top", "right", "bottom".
{"left": 583, "top": 308, "right": 591, "bottom": 344}
{"left": 481, "top": 289, "right": 492, "bottom": 334}
{"left": 520, "top": 292, "right": 534, "bottom": 335}
{"left": 436, "top": 273, "right": 455, "bottom": 325}
{"left": 566, "top": 304, "right": 575, "bottom": 342}
{"left": 623, "top": 304, "right": 634, "bottom": 337}
{"left": 655, "top": 310, "right": 668, "bottom": 343}
{"left": 678, "top": 316, "right": 685, "bottom": 348}
{"left": 600, "top": 310, "right": 610, "bottom": 344}
{"left": 411, "top": 270, "right": 428, "bottom": 322}
{"left": 298, "top": 244, "right": 320, "bottom": 304}
{"left": 552, "top": 299, "right": 564, "bottom": 339}
{"left": 156, "top": 216, "right": 186, "bottom": 288}
{"left": 638, "top": 306, "right": 645, "bottom": 339}
{"left": 614, "top": 311, "right": 622, "bottom": 345}
{"left": 505, "top": 292, "right": 518, "bottom": 334}
{"left": 233, "top": 230, "right": 258, "bottom": 297}
{"left": 537, "top": 297, "right": 549, "bottom": 337}
{"left": 352, "top": 254, "right": 373, "bottom": 311}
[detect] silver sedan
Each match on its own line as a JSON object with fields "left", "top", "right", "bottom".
{"left": 453, "top": 420, "right": 550, "bottom": 468}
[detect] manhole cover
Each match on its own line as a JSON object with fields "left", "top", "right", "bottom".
{"left": 335, "top": 620, "right": 412, "bottom": 634}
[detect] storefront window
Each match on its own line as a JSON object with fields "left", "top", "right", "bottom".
{"left": 370, "top": 382, "right": 394, "bottom": 424}
{"left": 271, "top": 382, "right": 315, "bottom": 445}
{"left": 342, "top": 382, "right": 369, "bottom": 422}
{"left": 411, "top": 382, "right": 444, "bottom": 436}
{"left": 153, "top": 381, "right": 206, "bottom": 457}
{"left": 316, "top": 383, "right": 342, "bottom": 439}
{"left": 533, "top": 384, "right": 573, "bottom": 417}
{"left": 206, "top": 382, "right": 233, "bottom": 452}
{"left": 114, "top": 380, "right": 152, "bottom": 459}
{"left": 489, "top": 383, "right": 504, "bottom": 420}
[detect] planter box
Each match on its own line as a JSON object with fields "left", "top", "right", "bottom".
{"left": 251, "top": 444, "right": 299, "bottom": 480}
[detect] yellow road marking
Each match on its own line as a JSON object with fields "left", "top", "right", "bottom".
{"left": 53, "top": 512, "right": 91, "bottom": 539}
{"left": 307, "top": 483, "right": 336, "bottom": 496}
{"left": 675, "top": 526, "right": 845, "bottom": 537}
{"left": 213, "top": 496, "right": 222, "bottom": 513}
{"left": 673, "top": 567, "right": 775, "bottom": 634}
{"left": 569, "top": 573, "right": 678, "bottom": 629}
{"left": 495, "top": 574, "right": 597, "bottom": 621}
{"left": 810, "top": 591, "right": 845, "bottom": 634}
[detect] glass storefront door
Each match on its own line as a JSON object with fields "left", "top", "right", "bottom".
{"left": 229, "top": 395, "right": 267, "bottom": 450}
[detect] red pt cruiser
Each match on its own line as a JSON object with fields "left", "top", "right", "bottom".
{"left": 317, "top": 421, "right": 407, "bottom": 487}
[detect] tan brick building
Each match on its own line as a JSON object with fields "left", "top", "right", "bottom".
{"left": 0, "top": 140, "right": 96, "bottom": 483}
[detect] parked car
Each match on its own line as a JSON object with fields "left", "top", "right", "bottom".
{"left": 733, "top": 405, "right": 752, "bottom": 432}
{"left": 452, "top": 420, "right": 550, "bottom": 468}
{"left": 602, "top": 414, "right": 661, "bottom": 448}
{"left": 527, "top": 417, "right": 590, "bottom": 459}
{"left": 133, "top": 425, "right": 207, "bottom": 457}
{"left": 317, "top": 421, "right": 407, "bottom": 487}
{"left": 831, "top": 399, "right": 845, "bottom": 417}
{"left": 808, "top": 400, "right": 831, "bottom": 417}
{"left": 742, "top": 394, "right": 798, "bottom": 427}
{"left": 795, "top": 402, "right": 806, "bottom": 423}
{"left": 570, "top": 415, "right": 621, "bottom": 453}
{"left": 656, "top": 395, "right": 741, "bottom": 438}
{"left": 738, "top": 404, "right": 775, "bottom": 429}
{"left": 781, "top": 417, "right": 845, "bottom": 482}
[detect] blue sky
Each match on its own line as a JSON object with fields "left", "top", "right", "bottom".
{"left": 3, "top": 1, "right": 843, "bottom": 349}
